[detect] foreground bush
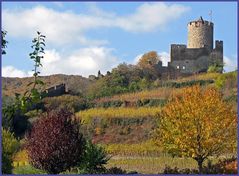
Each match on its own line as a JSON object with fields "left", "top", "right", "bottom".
{"left": 2, "top": 128, "right": 20, "bottom": 174}
{"left": 61, "top": 166, "right": 126, "bottom": 174}
{"left": 79, "top": 140, "right": 110, "bottom": 174}
{"left": 26, "top": 108, "right": 85, "bottom": 174}
{"left": 106, "top": 167, "right": 127, "bottom": 174}
{"left": 163, "top": 157, "right": 238, "bottom": 174}
{"left": 13, "top": 165, "right": 46, "bottom": 174}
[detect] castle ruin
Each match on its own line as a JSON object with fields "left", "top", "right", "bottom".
{"left": 42, "top": 83, "right": 67, "bottom": 97}
{"left": 157, "top": 16, "right": 223, "bottom": 78}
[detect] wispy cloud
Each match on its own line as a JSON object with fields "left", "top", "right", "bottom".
{"left": 2, "top": 66, "right": 32, "bottom": 78}
{"left": 159, "top": 52, "right": 170, "bottom": 66}
{"left": 224, "top": 55, "right": 237, "bottom": 72}
{"left": 3, "top": 3, "right": 190, "bottom": 46}
{"left": 3, "top": 47, "right": 119, "bottom": 78}
{"left": 116, "top": 3, "right": 190, "bottom": 32}
{"left": 2, "top": 2, "right": 191, "bottom": 77}
{"left": 40, "top": 47, "right": 119, "bottom": 77}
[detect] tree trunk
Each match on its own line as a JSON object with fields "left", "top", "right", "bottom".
{"left": 197, "top": 158, "right": 204, "bottom": 174}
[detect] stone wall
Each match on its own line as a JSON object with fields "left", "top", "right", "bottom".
{"left": 43, "top": 83, "right": 66, "bottom": 97}
{"left": 171, "top": 44, "right": 210, "bottom": 62}
{"left": 169, "top": 56, "right": 210, "bottom": 74}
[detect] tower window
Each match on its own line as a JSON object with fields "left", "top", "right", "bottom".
{"left": 176, "top": 66, "right": 180, "bottom": 69}
{"left": 182, "top": 66, "right": 186, "bottom": 70}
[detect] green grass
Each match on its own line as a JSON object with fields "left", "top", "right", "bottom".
{"left": 106, "top": 156, "right": 220, "bottom": 174}
{"left": 11, "top": 155, "right": 227, "bottom": 174}
{"left": 13, "top": 165, "right": 46, "bottom": 174}
{"left": 104, "top": 141, "right": 163, "bottom": 156}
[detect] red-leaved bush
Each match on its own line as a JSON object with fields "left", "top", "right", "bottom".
{"left": 26, "top": 108, "right": 85, "bottom": 174}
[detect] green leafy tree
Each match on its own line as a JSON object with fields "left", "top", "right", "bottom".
{"left": 87, "top": 63, "right": 144, "bottom": 99}
{"left": 155, "top": 85, "right": 237, "bottom": 174}
{"left": 79, "top": 140, "right": 110, "bottom": 174}
{"left": 208, "top": 60, "right": 224, "bottom": 73}
{"left": 138, "top": 78, "right": 151, "bottom": 90}
{"left": 2, "top": 128, "right": 20, "bottom": 174}
{"left": 2, "top": 32, "right": 46, "bottom": 136}
{"left": 23, "top": 31, "right": 46, "bottom": 108}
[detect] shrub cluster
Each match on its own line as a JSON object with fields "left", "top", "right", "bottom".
{"left": 106, "top": 167, "right": 127, "bottom": 174}
{"left": 2, "top": 128, "right": 20, "bottom": 174}
{"left": 78, "top": 140, "right": 110, "bottom": 174}
{"left": 95, "top": 100, "right": 123, "bottom": 108}
{"left": 215, "top": 71, "right": 237, "bottom": 89}
{"left": 26, "top": 109, "right": 85, "bottom": 174}
{"left": 136, "top": 99, "right": 166, "bottom": 107}
{"left": 161, "top": 79, "right": 214, "bottom": 88}
{"left": 25, "top": 108, "right": 113, "bottom": 174}
{"left": 163, "top": 157, "right": 238, "bottom": 174}
{"left": 94, "top": 99, "right": 166, "bottom": 108}
{"left": 43, "top": 95, "right": 87, "bottom": 112}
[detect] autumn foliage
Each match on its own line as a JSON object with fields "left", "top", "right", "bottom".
{"left": 156, "top": 85, "right": 237, "bottom": 173}
{"left": 77, "top": 107, "right": 161, "bottom": 122}
{"left": 26, "top": 108, "right": 85, "bottom": 174}
{"left": 137, "top": 51, "right": 160, "bottom": 68}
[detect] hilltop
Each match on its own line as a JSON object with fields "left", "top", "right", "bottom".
{"left": 2, "top": 74, "right": 94, "bottom": 97}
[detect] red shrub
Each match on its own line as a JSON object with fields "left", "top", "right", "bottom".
{"left": 26, "top": 108, "right": 85, "bottom": 174}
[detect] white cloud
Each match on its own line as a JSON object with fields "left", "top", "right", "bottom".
{"left": 159, "top": 52, "right": 170, "bottom": 66}
{"left": 133, "top": 53, "right": 143, "bottom": 64}
{"left": 2, "top": 3, "right": 190, "bottom": 77}
{"left": 2, "top": 66, "right": 32, "bottom": 78}
{"left": 40, "top": 47, "right": 119, "bottom": 77}
{"left": 3, "top": 6, "right": 111, "bottom": 46}
{"left": 3, "top": 3, "right": 189, "bottom": 45}
{"left": 2, "top": 47, "right": 119, "bottom": 78}
{"left": 116, "top": 3, "right": 190, "bottom": 32}
{"left": 224, "top": 55, "right": 237, "bottom": 72}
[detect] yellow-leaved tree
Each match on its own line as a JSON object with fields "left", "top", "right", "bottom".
{"left": 137, "top": 51, "right": 161, "bottom": 80}
{"left": 137, "top": 51, "right": 160, "bottom": 68}
{"left": 155, "top": 85, "right": 237, "bottom": 173}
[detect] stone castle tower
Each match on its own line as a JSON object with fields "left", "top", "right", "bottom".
{"left": 187, "top": 16, "right": 213, "bottom": 51}
{"left": 164, "top": 16, "right": 224, "bottom": 75}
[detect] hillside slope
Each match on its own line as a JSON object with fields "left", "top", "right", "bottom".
{"left": 2, "top": 74, "right": 94, "bottom": 97}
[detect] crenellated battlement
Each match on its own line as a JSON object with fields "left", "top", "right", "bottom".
{"left": 188, "top": 20, "right": 213, "bottom": 27}
{"left": 215, "top": 40, "right": 223, "bottom": 49}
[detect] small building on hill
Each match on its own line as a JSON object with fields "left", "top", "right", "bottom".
{"left": 43, "top": 83, "right": 67, "bottom": 97}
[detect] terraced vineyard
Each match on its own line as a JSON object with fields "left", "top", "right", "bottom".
{"left": 76, "top": 107, "right": 161, "bottom": 121}
{"left": 93, "top": 73, "right": 219, "bottom": 104}
{"left": 9, "top": 72, "right": 237, "bottom": 174}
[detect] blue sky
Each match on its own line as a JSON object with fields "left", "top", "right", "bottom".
{"left": 2, "top": 1, "right": 237, "bottom": 77}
